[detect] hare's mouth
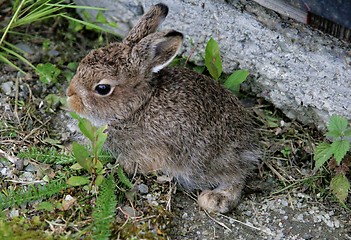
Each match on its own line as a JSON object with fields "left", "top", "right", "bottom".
{"left": 67, "top": 95, "right": 85, "bottom": 115}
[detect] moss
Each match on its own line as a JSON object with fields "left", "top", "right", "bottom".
{"left": 0, "top": 216, "right": 53, "bottom": 240}
{"left": 111, "top": 205, "right": 173, "bottom": 239}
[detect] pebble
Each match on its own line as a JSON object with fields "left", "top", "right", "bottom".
{"left": 19, "top": 171, "right": 35, "bottom": 181}
{"left": 65, "top": 195, "right": 74, "bottom": 201}
{"left": 24, "top": 163, "right": 38, "bottom": 172}
{"left": 121, "top": 205, "right": 138, "bottom": 217}
{"left": 137, "top": 183, "right": 149, "bottom": 194}
{"left": 48, "top": 49, "right": 60, "bottom": 57}
{"left": 1, "top": 81, "right": 13, "bottom": 95}
{"left": 296, "top": 213, "right": 304, "bottom": 222}
{"left": 15, "top": 43, "right": 34, "bottom": 55}
{"left": 146, "top": 194, "right": 159, "bottom": 206}
{"left": 9, "top": 209, "right": 19, "bottom": 218}
{"left": 15, "top": 159, "right": 24, "bottom": 171}
{"left": 242, "top": 210, "right": 252, "bottom": 217}
{"left": 1, "top": 168, "right": 7, "bottom": 176}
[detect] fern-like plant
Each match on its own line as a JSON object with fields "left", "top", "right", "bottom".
{"left": 18, "top": 146, "right": 75, "bottom": 165}
{"left": 91, "top": 174, "right": 117, "bottom": 239}
{"left": 0, "top": 180, "right": 68, "bottom": 210}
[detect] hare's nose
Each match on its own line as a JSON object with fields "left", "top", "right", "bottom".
{"left": 66, "top": 85, "right": 75, "bottom": 97}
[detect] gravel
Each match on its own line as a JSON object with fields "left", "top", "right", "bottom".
{"left": 170, "top": 190, "right": 351, "bottom": 239}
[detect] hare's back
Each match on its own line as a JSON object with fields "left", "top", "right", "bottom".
{"left": 153, "top": 67, "right": 249, "bottom": 118}
{"left": 150, "top": 67, "right": 254, "bottom": 138}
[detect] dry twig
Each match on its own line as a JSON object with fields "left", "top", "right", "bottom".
{"left": 0, "top": 148, "right": 18, "bottom": 164}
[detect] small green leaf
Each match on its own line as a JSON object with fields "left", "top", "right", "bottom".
{"left": 94, "top": 159, "right": 104, "bottom": 174}
{"left": 36, "top": 63, "right": 61, "bottom": 84}
{"left": 63, "top": 62, "right": 79, "bottom": 81}
{"left": 327, "top": 115, "right": 349, "bottom": 138}
{"left": 223, "top": 69, "right": 249, "bottom": 94}
{"left": 72, "top": 142, "right": 92, "bottom": 172}
{"left": 36, "top": 202, "right": 54, "bottom": 211}
{"left": 326, "top": 130, "right": 343, "bottom": 138}
{"left": 331, "top": 140, "right": 350, "bottom": 165}
{"left": 205, "top": 38, "right": 222, "bottom": 80}
{"left": 45, "top": 94, "right": 64, "bottom": 108}
{"left": 63, "top": 70, "right": 75, "bottom": 82}
{"left": 95, "top": 174, "right": 105, "bottom": 186}
{"left": 67, "top": 62, "right": 78, "bottom": 71}
{"left": 81, "top": 10, "right": 92, "bottom": 21}
{"left": 263, "top": 111, "right": 280, "bottom": 128}
{"left": 344, "top": 129, "right": 351, "bottom": 137}
{"left": 194, "top": 65, "right": 206, "bottom": 74}
{"left": 70, "top": 112, "right": 81, "bottom": 120}
{"left": 68, "top": 20, "right": 83, "bottom": 32}
{"left": 70, "top": 163, "right": 83, "bottom": 170}
{"left": 42, "top": 137, "right": 61, "bottom": 146}
{"left": 96, "top": 11, "right": 108, "bottom": 23}
{"left": 95, "top": 125, "right": 108, "bottom": 155}
{"left": 314, "top": 142, "right": 333, "bottom": 169}
{"left": 67, "top": 176, "right": 90, "bottom": 186}
{"left": 108, "top": 21, "right": 118, "bottom": 28}
{"left": 78, "top": 118, "right": 97, "bottom": 142}
{"left": 330, "top": 173, "right": 350, "bottom": 203}
{"left": 117, "top": 165, "right": 133, "bottom": 189}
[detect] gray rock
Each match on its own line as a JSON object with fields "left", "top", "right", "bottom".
{"left": 15, "top": 43, "right": 34, "bottom": 55}
{"left": 1, "top": 81, "right": 13, "bottom": 95}
{"left": 48, "top": 49, "right": 60, "bottom": 57}
{"left": 15, "top": 159, "right": 24, "bottom": 171}
{"left": 137, "top": 183, "right": 149, "bottom": 194}
{"left": 73, "top": 0, "right": 351, "bottom": 129}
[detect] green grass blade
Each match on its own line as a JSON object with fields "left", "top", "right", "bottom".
{"left": 0, "top": 44, "right": 36, "bottom": 70}
{"left": 4, "top": 41, "right": 28, "bottom": 54}
{"left": 0, "top": 53, "right": 25, "bottom": 73}
{"left": 15, "top": 6, "right": 63, "bottom": 27}
{"left": 18, "top": 0, "right": 52, "bottom": 19}
{"left": 0, "top": 0, "right": 26, "bottom": 46}
{"left": 61, "top": 14, "right": 120, "bottom": 37}
{"left": 47, "top": 3, "right": 107, "bottom": 11}
{"left": 92, "top": 174, "right": 117, "bottom": 240}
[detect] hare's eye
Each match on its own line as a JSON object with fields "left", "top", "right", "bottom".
{"left": 95, "top": 84, "right": 112, "bottom": 96}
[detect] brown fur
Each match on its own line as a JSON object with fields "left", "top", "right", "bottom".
{"left": 66, "top": 3, "right": 260, "bottom": 213}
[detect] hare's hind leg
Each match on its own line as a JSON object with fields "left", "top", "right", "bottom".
{"left": 197, "top": 183, "right": 244, "bottom": 213}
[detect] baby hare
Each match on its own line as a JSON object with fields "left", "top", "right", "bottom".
{"left": 66, "top": 3, "right": 260, "bottom": 213}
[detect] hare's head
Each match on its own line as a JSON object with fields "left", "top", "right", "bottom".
{"left": 66, "top": 3, "right": 183, "bottom": 125}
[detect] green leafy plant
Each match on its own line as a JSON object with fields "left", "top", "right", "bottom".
{"left": 18, "top": 146, "right": 75, "bottom": 165}
{"left": 205, "top": 38, "right": 222, "bottom": 80}
{"left": 70, "top": 9, "right": 118, "bottom": 33}
{"left": 91, "top": 174, "right": 117, "bottom": 239}
{"left": 0, "top": 180, "right": 68, "bottom": 210}
{"left": 314, "top": 115, "right": 351, "bottom": 203}
{"left": 67, "top": 112, "right": 108, "bottom": 188}
{"left": 204, "top": 37, "right": 249, "bottom": 94}
{"left": 36, "top": 62, "right": 61, "bottom": 84}
{"left": 62, "top": 62, "right": 79, "bottom": 81}
{"left": 0, "top": 0, "right": 117, "bottom": 73}
{"left": 68, "top": 112, "right": 133, "bottom": 191}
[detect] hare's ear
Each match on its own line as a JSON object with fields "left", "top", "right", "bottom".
{"left": 132, "top": 30, "right": 183, "bottom": 73}
{"left": 150, "top": 31, "right": 183, "bottom": 72}
{"left": 123, "top": 3, "right": 168, "bottom": 47}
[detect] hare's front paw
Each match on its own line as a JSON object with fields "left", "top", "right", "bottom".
{"left": 198, "top": 186, "right": 242, "bottom": 213}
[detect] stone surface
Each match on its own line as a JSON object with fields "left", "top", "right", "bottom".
{"left": 73, "top": 0, "right": 351, "bottom": 129}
